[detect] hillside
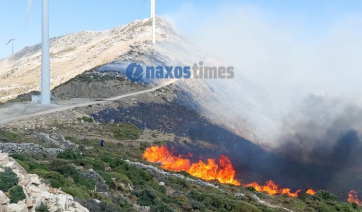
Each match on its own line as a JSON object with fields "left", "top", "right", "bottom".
{"left": 0, "top": 17, "right": 184, "bottom": 102}
{"left": 0, "top": 17, "right": 361, "bottom": 212}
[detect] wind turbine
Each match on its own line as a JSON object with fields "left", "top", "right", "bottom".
{"left": 144, "top": 0, "right": 156, "bottom": 44}
{"left": 6, "top": 34, "right": 15, "bottom": 56}
{"left": 26, "top": 0, "right": 51, "bottom": 104}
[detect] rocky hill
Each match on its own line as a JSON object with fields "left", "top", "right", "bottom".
{"left": 0, "top": 152, "right": 88, "bottom": 212}
{"left": 0, "top": 17, "right": 184, "bottom": 102}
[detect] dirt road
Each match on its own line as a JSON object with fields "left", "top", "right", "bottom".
{"left": 0, "top": 79, "right": 177, "bottom": 125}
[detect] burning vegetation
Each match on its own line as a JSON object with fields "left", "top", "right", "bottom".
{"left": 143, "top": 145, "right": 241, "bottom": 186}
{"left": 143, "top": 145, "right": 362, "bottom": 204}
{"left": 348, "top": 190, "right": 361, "bottom": 205}
{"left": 143, "top": 145, "right": 317, "bottom": 198}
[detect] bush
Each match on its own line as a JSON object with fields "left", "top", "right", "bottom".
{"left": 35, "top": 202, "right": 50, "bottom": 212}
{"left": 82, "top": 116, "right": 93, "bottom": 123}
{"left": 57, "top": 149, "right": 82, "bottom": 160}
{"left": 246, "top": 186, "right": 256, "bottom": 192}
{"left": 9, "top": 185, "right": 26, "bottom": 203}
{"left": 316, "top": 191, "right": 338, "bottom": 201}
{"left": 168, "top": 177, "right": 189, "bottom": 189}
{"left": 93, "top": 159, "right": 105, "bottom": 171}
{"left": 62, "top": 186, "right": 90, "bottom": 199}
{"left": 0, "top": 167, "right": 18, "bottom": 191}
{"left": 134, "top": 188, "right": 159, "bottom": 206}
{"left": 125, "top": 169, "right": 153, "bottom": 186}
{"left": 113, "top": 124, "right": 142, "bottom": 140}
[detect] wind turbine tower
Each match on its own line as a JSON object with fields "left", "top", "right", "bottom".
{"left": 144, "top": 0, "right": 156, "bottom": 44}
{"left": 6, "top": 35, "right": 15, "bottom": 56}
{"left": 27, "top": 0, "right": 51, "bottom": 104}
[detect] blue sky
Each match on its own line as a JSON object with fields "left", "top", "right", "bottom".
{"left": 1, "top": 0, "right": 362, "bottom": 59}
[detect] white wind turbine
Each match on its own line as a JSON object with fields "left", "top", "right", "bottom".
{"left": 26, "top": 0, "right": 51, "bottom": 104}
{"left": 144, "top": 0, "right": 156, "bottom": 43}
{"left": 6, "top": 33, "right": 15, "bottom": 56}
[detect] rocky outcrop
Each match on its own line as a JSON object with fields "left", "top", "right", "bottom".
{"left": 0, "top": 152, "right": 88, "bottom": 212}
{"left": 0, "top": 143, "right": 63, "bottom": 156}
{"left": 83, "top": 169, "right": 108, "bottom": 193}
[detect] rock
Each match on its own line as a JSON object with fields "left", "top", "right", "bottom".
{"left": 5, "top": 161, "right": 14, "bottom": 167}
{"left": 7, "top": 203, "right": 28, "bottom": 212}
{"left": 0, "top": 191, "right": 10, "bottom": 205}
{"left": 234, "top": 193, "right": 245, "bottom": 198}
{"left": 0, "top": 152, "right": 89, "bottom": 212}
{"left": 36, "top": 133, "right": 60, "bottom": 146}
{"left": 41, "top": 191, "right": 52, "bottom": 200}
{"left": 0, "top": 153, "right": 9, "bottom": 164}
{"left": 57, "top": 194, "right": 67, "bottom": 209}
{"left": 0, "top": 142, "right": 63, "bottom": 156}
{"left": 29, "top": 174, "right": 41, "bottom": 185}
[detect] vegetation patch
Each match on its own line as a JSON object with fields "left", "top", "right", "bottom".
{"left": 113, "top": 123, "right": 142, "bottom": 140}
{"left": 9, "top": 185, "right": 26, "bottom": 203}
{"left": 0, "top": 167, "right": 18, "bottom": 191}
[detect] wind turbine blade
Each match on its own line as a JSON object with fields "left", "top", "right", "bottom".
{"left": 6, "top": 40, "right": 12, "bottom": 45}
{"left": 26, "top": 0, "right": 34, "bottom": 30}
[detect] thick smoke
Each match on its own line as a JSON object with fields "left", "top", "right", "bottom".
{"left": 164, "top": 2, "right": 362, "bottom": 163}
{"left": 278, "top": 95, "right": 362, "bottom": 168}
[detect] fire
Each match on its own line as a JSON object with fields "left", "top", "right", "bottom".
{"left": 306, "top": 189, "right": 316, "bottom": 195}
{"left": 347, "top": 190, "right": 360, "bottom": 205}
{"left": 143, "top": 146, "right": 322, "bottom": 198}
{"left": 281, "top": 188, "right": 301, "bottom": 198}
{"left": 246, "top": 180, "right": 303, "bottom": 198}
{"left": 143, "top": 145, "right": 241, "bottom": 186}
{"left": 246, "top": 181, "right": 279, "bottom": 195}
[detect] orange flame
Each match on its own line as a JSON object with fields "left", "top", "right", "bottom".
{"left": 143, "top": 145, "right": 240, "bottom": 186}
{"left": 347, "top": 190, "right": 360, "bottom": 205}
{"left": 306, "top": 189, "right": 316, "bottom": 195}
{"left": 143, "top": 146, "right": 322, "bottom": 198}
{"left": 246, "top": 180, "right": 302, "bottom": 198}
{"left": 281, "top": 188, "right": 301, "bottom": 198}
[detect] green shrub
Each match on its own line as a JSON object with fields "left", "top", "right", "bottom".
{"left": 134, "top": 188, "right": 159, "bottom": 206}
{"left": 316, "top": 191, "right": 338, "bottom": 201}
{"left": 246, "top": 186, "right": 256, "bottom": 192}
{"left": 238, "top": 202, "right": 261, "bottom": 212}
{"left": 82, "top": 116, "right": 93, "bottom": 123}
{"left": 109, "top": 159, "right": 126, "bottom": 169}
{"left": 113, "top": 124, "right": 142, "bottom": 140}
{"left": 0, "top": 129, "right": 21, "bottom": 142}
{"left": 9, "top": 185, "right": 26, "bottom": 203}
{"left": 100, "top": 155, "right": 114, "bottom": 163}
{"left": 49, "top": 159, "right": 94, "bottom": 190}
{"left": 96, "top": 170, "right": 112, "bottom": 185}
{"left": 43, "top": 171, "right": 68, "bottom": 188}
{"left": 62, "top": 186, "right": 90, "bottom": 199}
{"left": 125, "top": 169, "right": 153, "bottom": 186}
{"left": 35, "top": 202, "right": 50, "bottom": 212}
{"left": 0, "top": 167, "right": 18, "bottom": 191}
{"left": 16, "top": 160, "right": 30, "bottom": 172}
{"left": 58, "top": 149, "right": 82, "bottom": 160}
{"left": 93, "top": 159, "right": 105, "bottom": 171}
{"left": 11, "top": 154, "right": 48, "bottom": 171}
{"left": 168, "top": 177, "right": 189, "bottom": 189}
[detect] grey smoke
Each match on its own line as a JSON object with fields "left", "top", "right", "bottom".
{"left": 164, "top": 2, "right": 362, "bottom": 165}
{"left": 278, "top": 95, "right": 362, "bottom": 168}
